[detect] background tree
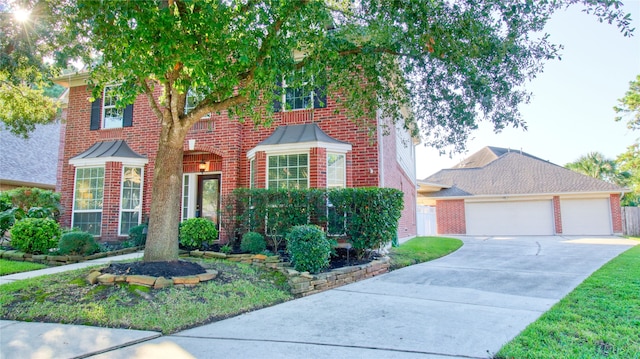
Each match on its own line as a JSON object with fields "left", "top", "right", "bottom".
{"left": 614, "top": 74, "right": 640, "bottom": 206}
{"left": 616, "top": 143, "right": 640, "bottom": 206}
{"left": 614, "top": 74, "right": 640, "bottom": 130}
{"left": 6, "top": 0, "right": 634, "bottom": 262}
{"left": 565, "top": 152, "right": 630, "bottom": 187}
{"left": 0, "top": 0, "right": 61, "bottom": 137}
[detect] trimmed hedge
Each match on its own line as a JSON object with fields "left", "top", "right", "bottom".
{"left": 58, "top": 231, "right": 100, "bottom": 256}
{"left": 179, "top": 218, "right": 218, "bottom": 250}
{"left": 222, "top": 187, "right": 403, "bottom": 257}
{"left": 241, "top": 231, "right": 266, "bottom": 254}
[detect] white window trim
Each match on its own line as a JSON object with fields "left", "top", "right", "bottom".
{"left": 102, "top": 84, "right": 124, "bottom": 129}
{"left": 118, "top": 166, "right": 144, "bottom": 236}
{"left": 266, "top": 152, "right": 310, "bottom": 189}
{"left": 181, "top": 174, "right": 198, "bottom": 221}
{"left": 71, "top": 166, "right": 105, "bottom": 236}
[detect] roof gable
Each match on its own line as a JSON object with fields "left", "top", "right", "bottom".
{"left": 423, "top": 148, "right": 624, "bottom": 198}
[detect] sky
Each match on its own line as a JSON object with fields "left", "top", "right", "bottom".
{"left": 416, "top": 2, "right": 640, "bottom": 179}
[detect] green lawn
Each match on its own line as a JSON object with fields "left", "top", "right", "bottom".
{"left": 388, "top": 236, "right": 463, "bottom": 270}
{"left": 0, "top": 259, "right": 292, "bottom": 334}
{"left": 0, "top": 259, "right": 48, "bottom": 276}
{"left": 496, "top": 243, "right": 640, "bottom": 358}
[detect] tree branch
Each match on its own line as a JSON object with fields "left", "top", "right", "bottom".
{"left": 139, "top": 78, "right": 163, "bottom": 120}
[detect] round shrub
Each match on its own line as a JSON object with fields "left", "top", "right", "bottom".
{"left": 241, "top": 231, "right": 266, "bottom": 254}
{"left": 10, "top": 218, "right": 61, "bottom": 254}
{"left": 179, "top": 218, "right": 218, "bottom": 250}
{"left": 58, "top": 231, "right": 100, "bottom": 255}
{"left": 286, "top": 225, "right": 332, "bottom": 274}
{"left": 128, "top": 224, "right": 148, "bottom": 246}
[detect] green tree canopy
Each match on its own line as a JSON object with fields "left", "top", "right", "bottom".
{"left": 565, "top": 151, "right": 630, "bottom": 187}
{"left": 5, "top": 0, "right": 634, "bottom": 261}
{"left": 0, "top": 0, "right": 61, "bottom": 137}
{"left": 614, "top": 74, "right": 640, "bottom": 131}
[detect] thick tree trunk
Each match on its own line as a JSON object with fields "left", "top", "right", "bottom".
{"left": 143, "top": 126, "right": 186, "bottom": 262}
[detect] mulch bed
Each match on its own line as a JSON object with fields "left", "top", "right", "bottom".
{"left": 101, "top": 260, "right": 207, "bottom": 277}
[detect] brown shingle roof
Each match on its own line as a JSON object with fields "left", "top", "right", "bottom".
{"left": 423, "top": 147, "right": 624, "bottom": 198}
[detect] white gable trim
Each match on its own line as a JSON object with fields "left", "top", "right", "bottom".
{"left": 69, "top": 156, "right": 149, "bottom": 167}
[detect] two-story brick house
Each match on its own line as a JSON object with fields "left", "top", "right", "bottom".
{"left": 54, "top": 72, "right": 418, "bottom": 243}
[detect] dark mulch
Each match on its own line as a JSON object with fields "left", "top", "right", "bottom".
{"left": 101, "top": 260, "right": 206, "bottom": 277}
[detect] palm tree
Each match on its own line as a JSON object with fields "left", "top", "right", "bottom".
{"left": 565, "top": 152, "right": 630, "bottom": 187}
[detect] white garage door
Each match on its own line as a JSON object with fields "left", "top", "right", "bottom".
{"left": 561, "top": 198, "right": 612, "bottom": 235}
{"left": 466, "top": 200, "right": 554, "bottom": 235}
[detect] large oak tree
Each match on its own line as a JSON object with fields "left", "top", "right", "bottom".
{"left": 3, "top": 0, "right": 633, "bottom": 261}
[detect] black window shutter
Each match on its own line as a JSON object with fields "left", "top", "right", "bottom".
{"left": 314, "top": 86, "right": 327, "bottom": 109}
{"left": 273, "top": 79, "right": 282, "bottom": 112}
{"left": 123, "top": 104, "right": 134, "bottom": 127}
{"left": 90, "top": 98, "right": 101, "bottom": 130}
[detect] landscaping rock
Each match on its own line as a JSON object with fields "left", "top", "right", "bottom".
{"left": 86, "top": 271, "right": 102, "bottom": 284}
{"left": 172, "top": 276, "right": 199, "bottom": 285}
{"left": 154, "top": 277, "right": 174, "bottom": 289}
{"left": 196, "top": 270, "right": 219, "bottom": 282}
{"left": 126, "top": 275, "right": 156, "bottom": 287}
{"left": 97, "top": 274, "right": 116, "bottom": 284}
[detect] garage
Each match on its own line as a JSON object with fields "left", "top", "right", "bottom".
{"left": 560, "top": 198, "right": 612, "bottom": 235}
{"left": 465, "top": 200, "right": 554, "bottom": 236}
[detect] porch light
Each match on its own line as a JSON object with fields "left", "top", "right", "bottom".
{"left": 199, "top": 160, "right": 207, "bottom": 173}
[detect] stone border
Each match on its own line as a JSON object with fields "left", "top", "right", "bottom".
{"left": 0, "top": 246, "right": 143, "bottom": 266}
{"left": 186, "top": 250, "right": 390, "bottom": 297}
{"left": 85, "top": 268, "right": 219, "bottom": 289}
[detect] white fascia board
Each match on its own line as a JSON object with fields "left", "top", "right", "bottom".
{"left": 53, "top": 72, "right": 91, "bottom": 88}
{"left": 69, "top": 157, "right": 149, "bottom": 167}
{"left": 247, "top": 141, "right": 352, "bottom": 159}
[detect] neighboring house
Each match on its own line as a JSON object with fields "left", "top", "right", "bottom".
{"left": 418, "top": 146, "right": 625, "bottom": 236}
{"left": 0, "top": 122, "right": 61, "bottom": 191}
{"left": 54, "top": 73, "right": 418, "bottom": 242}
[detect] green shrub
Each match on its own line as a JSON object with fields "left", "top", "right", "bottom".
{"left": 128, "top": 224, "right": 148, "bottom": 246}
{"left": 286, "top": 225, "right": 333, "bottom": 274}
{"left": 241, "top": 231, "right": 266, "bottom": 254}
{"left": 179, "top": 218, "right": 218, "bottom": 250}
{"left": 0, "top": 188, "right": 60, "bottom": 219}
{"left": 10, "top": 218, "right": 61, "bottom": 254}
{"left": 329, "top": 188, "right": 404, "bottom": 259}
{"left": 57, "top": 231, "right": 100, "bottom": 255}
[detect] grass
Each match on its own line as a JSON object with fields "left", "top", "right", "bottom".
{"left": 388, "top": 236, "right": 463, "bottom": 270}
{"left": 496, "top": 244, "right": 640, "bottom": 359}
{"left": 0, "top": 258, "right": 48, "bottom": 275}
{"left": 0, "top": 259, "right": 293, "bottom": 334}
{"left": 0, "top": 237, "right": 464, "bottom": 335}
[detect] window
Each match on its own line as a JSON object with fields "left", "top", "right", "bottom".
{"left": 327, "top": 153, "right": 346, "bottom": 189}
{"left": 182, "top": 174, "right": 190, "bottom": 221}
{"left": 276, "top": 68, "right": 326, "bottom": 111}
{"left": 72, "top": 167, "right": 104, "bottom": 236}
{"left": 102, "top": 85, "right": 125, "bottom": 129}
{"left": 119, "top": 167, "right": 143, "bottom": 236}
{"left": 185, "top": 89, "right": 210, "bottom": 118}
{"left": 267, "top": 154, "right": 308, "bottom": 189}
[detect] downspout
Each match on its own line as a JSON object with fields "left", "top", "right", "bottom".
{"left": 377, "top": 109, "right": 384, "bottom": 187}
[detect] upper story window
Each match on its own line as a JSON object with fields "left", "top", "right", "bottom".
{"left": 274, "top": 69, "right": 327, "bottom": 112}
{"left": 90, "top": 85, "right": 133, "bottom": 130}
{"left": 185, "top": 89, "right": 211, "bottom": 118}
{"left": 102, "top": 85, "right": 125, "bottom": 129}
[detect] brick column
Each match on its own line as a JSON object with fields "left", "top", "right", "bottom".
{"left": 309, "top": 147, "right": 327, "bottom": 188}
{"left": 102, "top": 162, "right": 123, "bottom": 240}
{"left": 552, "top": 196, "right": 563, "bottom": 234}
{"left": 255, "top": 151, "right": 267, "bottom": 189}
{"left": 435, "top": 200, "right": 466, "bottom": 234}
{"left": 610, "top": 194, "right": 623, "bottom": 234}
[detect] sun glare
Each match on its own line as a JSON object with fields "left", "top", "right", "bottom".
{"left": 14, "top": 8, "right": 31, "bottom": 22}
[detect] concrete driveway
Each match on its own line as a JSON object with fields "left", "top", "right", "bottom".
{"left": 86, "top": 235, "right": 636, "bottom": 359}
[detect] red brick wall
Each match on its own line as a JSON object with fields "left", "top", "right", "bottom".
{"left": 435, "top": 200, "right": 466, "bottom": 234}
{"left": 378, "top": 118, "right": 417, "bottom": 240}
{"left": 552, "top": 196, "right": 562, "bottom": 234}
{"left": 60, "top": 84, "right": 414, "bottom": 241}
{"left": 610, "top": 193, "right": 623, "bottom": 233}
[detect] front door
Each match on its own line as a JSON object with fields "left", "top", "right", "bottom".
{"left": 197, "top": 174, "right": 221, "bottom": 227}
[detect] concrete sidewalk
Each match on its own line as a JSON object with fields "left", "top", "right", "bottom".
{"left": 1, "top": 236, "right": 637, "bottom": 359}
